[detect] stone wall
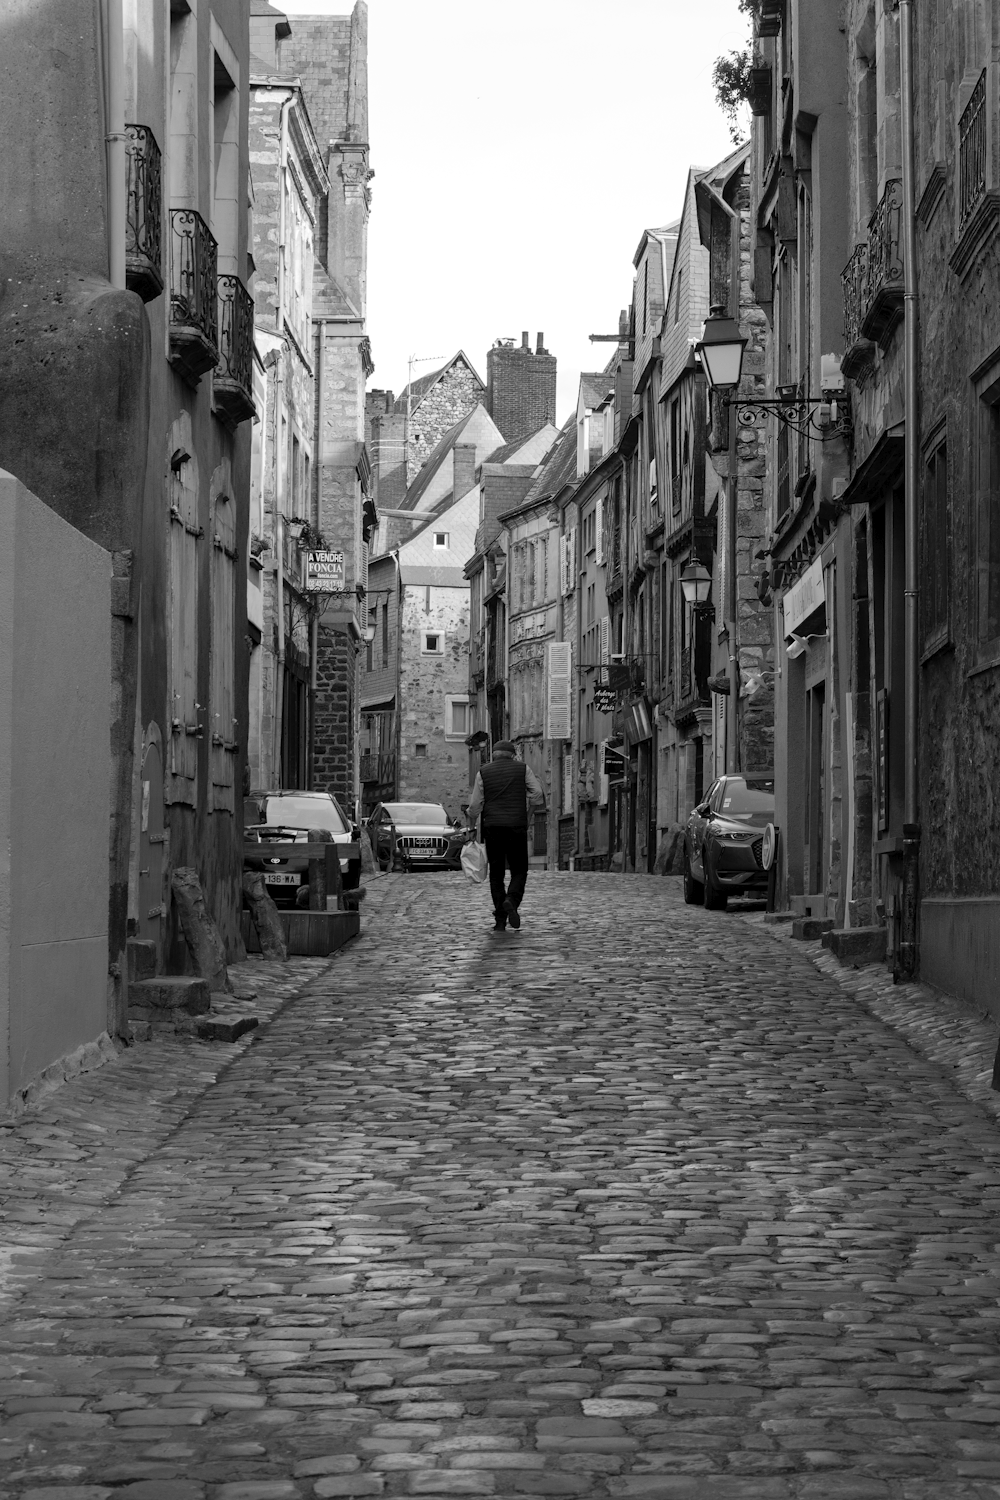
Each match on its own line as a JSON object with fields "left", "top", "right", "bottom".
{"left": 405, "top": 360, "right": 484, "bottom": 483}
{"left": 397, "top": 586, "right": 471, "bottom": 817}
{"left": 314, "top": 626, "right": 359, "bottom": 812}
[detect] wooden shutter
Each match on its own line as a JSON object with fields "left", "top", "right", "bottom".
{"left": 168, "top": 457, "right": 199, "bottom": 798}
{"left": 595, "top": 500, "right": 604, "bottom": 564}
{"left": 559, "top": 535, "right": 569, "bottom": 597}
{"left": 210, "top": 495, "right": 237, "bottom": 809}
{"left": 546, "top": 640, "right": 571, "bottom": 741}
{"left": 600, "top": 615, "right": 610, "bottom": 666}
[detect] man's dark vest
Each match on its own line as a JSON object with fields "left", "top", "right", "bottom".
{"left": 480, "top": 759, "right": 528, "bottom": 828}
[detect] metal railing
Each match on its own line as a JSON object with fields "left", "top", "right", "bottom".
{"left": 124, "top": 125, "right": 162, "bottom": 298}
{"left": 959, "top": 69, "right": 988, "bottom": 233}
{"left": 169, "top": 209, "right": 218, "bottom": 349}
{"left": 866, "top": 178, "right": 904, "bottom": 309}
{"left": 841, "top": 241, "right": 868, "bottom": 351}
{"left": 216, "top": 274, "right": 254, "bottom": 409}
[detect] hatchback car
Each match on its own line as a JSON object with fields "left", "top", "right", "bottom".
{"left": 366, "top": 801, "right": 467, "bottom": 872}
{"left": 683, "top": 772, "right": 775, "bottom": 910}
{"left": 244, "top": 790, "right": 361, "bottom": 906}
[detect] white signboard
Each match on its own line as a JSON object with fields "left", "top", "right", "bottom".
{"left": 306, "top": 549, "right": 345, "bottom": 592}
{"left": 783, "top": 556, "right": 825, "bottom": 638}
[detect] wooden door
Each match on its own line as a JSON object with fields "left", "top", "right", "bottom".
{"left": 138, "top": 735, "right": 166, "bottom": 945}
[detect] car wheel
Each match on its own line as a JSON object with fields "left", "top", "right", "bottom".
{"left": 683, "top": 848, "right": 704, "bottom": 905}
{"left": 702, "top": 852, "right": 728, "bottom": 910}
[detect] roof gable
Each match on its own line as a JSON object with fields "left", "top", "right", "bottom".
{"left": 395, "top": 350, "right": 486, "bottom": 412}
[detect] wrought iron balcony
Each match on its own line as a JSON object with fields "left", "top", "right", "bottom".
{"left": 864, "top": 178, "right": 904, "bottom": 342}
{"left": 125, "top": 125, "right": 163, "bottom": 302}
{"left": 959, "top": 69, "right": 987, "bottom": 234}
{"left": 168, "top": 208, "right": 218, "bottom": 384}
{"left": 214, "top": 274, "right": 255, "bottom": 426}
{"left": 840, "top": 179, "right": 903, "bottom": 370}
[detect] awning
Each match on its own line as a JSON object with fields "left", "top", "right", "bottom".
{"left": 840, "top": 422, "right": 904, "bottom": 506}
{"left": 360, "top": 694, "right": 395, "bottom": 712}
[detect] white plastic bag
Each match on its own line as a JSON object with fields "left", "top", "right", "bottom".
{"left": 460, "top": 839, "right": 489, "bottom": 885}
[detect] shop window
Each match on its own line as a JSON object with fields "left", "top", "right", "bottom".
{"left": 922, "top": 438, "right": 949, "bottom": 651}
{"left": 975, "top": 372, "right": 1000, "bottom": 655}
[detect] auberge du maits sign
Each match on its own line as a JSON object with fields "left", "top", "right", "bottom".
{"left": 306, "top": 549, "right": 345, "bottom": 592}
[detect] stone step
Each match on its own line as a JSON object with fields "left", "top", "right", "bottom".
{"left": 764, "top": 911, "right": 796, "bottom": 924}
{"left": 791, "top": 916, "right": 835, "bottom": 941}
{"left": 129, "top": 975, "right": 210, "bottom": 1017}
{"left": 126, "top": 938, "right": 157, "bottom": 984}
{"left": 821, "top": 925, "right": 887, "bottom": 967}
{"left": 196, "top": 1014, "right": 259, "bottom": 1043}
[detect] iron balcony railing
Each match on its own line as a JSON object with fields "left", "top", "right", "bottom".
{"left": 959, "top": 69, "right": 988, "bottom": 234}
{"left": 169, "top": 208, "right": 218, "bottom": 381}
{"left": 124, "top": 125, "right": 162, "bottom": 301}
{"left": 840, "top": 178, "right": 904, "bottom": 360}
{"left": 841, "top": 241, "right": 868, "bottom": 353}
{"left": 215, "top": 274, "right": 255, "bottom": 424}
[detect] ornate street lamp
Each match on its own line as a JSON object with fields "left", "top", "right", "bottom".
{"left": 694, "top": 305, "right": 747, "bottom": 391}
{"left": 679, "top": 559, "right": 713, "bottom": 609}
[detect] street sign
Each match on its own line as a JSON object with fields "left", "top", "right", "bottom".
{"left": 603, "top": 743, "right": 627, "bottom": 776}
{"left": 306, "top": 549, "right": 345, "bottom": 591}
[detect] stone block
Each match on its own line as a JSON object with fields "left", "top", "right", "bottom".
{"left": 129, "top": 976, "right": 210, "bottom": 1015}
{"left": 791, "top": 917, "right": 835, "bottom": 941}
{"left": 763, "top": 911, "right": 795, "bottom": 924}
{"left": 821, "top": 925, "right": 887, "bottom": 967}
{"left": 126, "top": 938, "right": 157, "bottom": 983}
{"left": 196, "top": 1014, "right": 259, "bottom": 1043}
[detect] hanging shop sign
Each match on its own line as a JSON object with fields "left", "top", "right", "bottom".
{"left": 782, "top": 556, "right": 825, "bottom": 639}
{"left": 625, "top": 699, "right": 653, "bottom": 745}
{"left": 593, "top": 686, "right": 617, "bottom": 714}
{"left": 306, "top": 549, "right": 345, "bottom": 591}
{"left": 607, "top": 661, "right": 631, "bottom": 692}
{"left": 603, "top": 741, "right": 627, "bottom": 777}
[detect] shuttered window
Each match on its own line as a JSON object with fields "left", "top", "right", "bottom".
{"left": 210, "top": 493, "right": 238, "bottom": 810}
{"left": 546, "top": 640, "right": 572, "bottom": 741}
{"left": 168, "top": 450, "right": 200, "bottom": 801}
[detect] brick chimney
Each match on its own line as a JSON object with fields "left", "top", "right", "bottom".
{"left": 453, "top": 442, "right": 477, "bottom": 501}
{"left": 486, "top": 331, "right": 557, "bottom": 445}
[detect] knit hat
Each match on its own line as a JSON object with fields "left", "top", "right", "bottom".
{"left": 493, "top": 740, "right": 517, "bottom": 756}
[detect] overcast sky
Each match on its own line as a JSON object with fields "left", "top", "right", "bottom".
{"left": 281, "top": 0, "right": 748, "bottom": 424}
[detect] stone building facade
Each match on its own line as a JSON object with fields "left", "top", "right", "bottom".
{"left": 397, "top": 353, "right": 486, "bottom": 484}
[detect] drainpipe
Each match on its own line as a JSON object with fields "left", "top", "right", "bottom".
{"left": 899, "top": 0, "right": 920, "bottom": 978}
{"left": 272, "top": 349, "right": 286, "bottom": 787}
{"left": 726, "top": 208, "right": 741, "bottom": 772}
{"left": 103, "top": 0, "right": 126, "bottom": 289}
{"left": 275, "top": 93, "right": 293, "bottom": 334}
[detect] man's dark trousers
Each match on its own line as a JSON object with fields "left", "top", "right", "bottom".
{"left": 484, "top": 826, "right": 529, "bottom": 922}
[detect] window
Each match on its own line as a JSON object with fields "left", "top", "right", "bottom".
{"left": 211, "top": 48, "right": 239, "bottom": 272}
{"left": 415, "top": 743, "right": 427, "bottom": 757}
{"left": 210, "top": 492, "right": 237, "bottom": 810}
{"left": 670, "top": 398, "right": 681, "bottom": 512}
{"left": 976, "top": 377, "right": 1000, "bottom": 652}
{"left": 167, "top": 436, "right": 199, "bottom": 804}
{"left": 434, "top": 531, "right": 449, "bottom": 549}
{"left": 422, "top": 631, "right": 443, "bottom": 654}
{"left": 922, "top": 438, "right": 949, "bottom": 650}
{"left": 649, "top": 457, "right": 658, "bottom": 508}
{"left": 445, "top": 696, "right": 470, "bottom": 739}
{"left": 381, "top": 599, "right": 389, "bottom": 667}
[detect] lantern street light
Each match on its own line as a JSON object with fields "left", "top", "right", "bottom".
{"left": 679, "top": 559, "right": 713, "bottom": 610}
{"left": 694, "top": 305, "right": 747, "bottom": 391}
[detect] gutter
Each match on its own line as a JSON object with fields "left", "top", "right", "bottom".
{"left": 899, "top": 0, "right": 921, "bottom": 976}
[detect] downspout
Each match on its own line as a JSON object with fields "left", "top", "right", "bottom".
{"left": 309, "top": 317, "right": 323, "bottom": 789}
{"left": 726, "top": 207, "right": 741, "bottom": 772}
{"left": 103, "top": 0, "right": 126, "bottom": 288}
{"left": 899, "top": 0, "right": 920, "bottom": 978}
{"left": 271, "top": 94, "right": 293, "bottom": 789}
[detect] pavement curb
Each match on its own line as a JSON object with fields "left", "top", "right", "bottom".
{"left": 743, "top": 908, "right": 1000, "bottom": 1122}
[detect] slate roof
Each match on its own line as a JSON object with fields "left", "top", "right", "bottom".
{"left": 520, "top": 416, "right": 578, "bottom": 508}
{"left": 579, "top": 373, "right": 616, "bottom": 410}
{"left": 397, "top": 406, "right": 487, "bottom": 513}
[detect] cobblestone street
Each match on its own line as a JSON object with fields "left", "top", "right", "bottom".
{"left": 5, "top": 873, "right": 1000, "bottom": 1499}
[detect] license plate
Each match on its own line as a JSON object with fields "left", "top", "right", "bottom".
{"left": 264, "top": 873, "right": 299, "bottom": 886}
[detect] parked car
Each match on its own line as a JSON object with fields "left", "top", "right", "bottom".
{"left": 244, "top": 790, "right": 361, "bottom": 907}
{"left": 366, "top": 801, "right": 468, "bottom": 872}
{"left": 683, "top": 772, "right": 775, "bottom": 910}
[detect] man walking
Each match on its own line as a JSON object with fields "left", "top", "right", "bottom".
{"left": 466, "top": 740, "right": 544, "bottom": 931}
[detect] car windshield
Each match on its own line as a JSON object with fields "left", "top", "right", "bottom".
{"left": 259, "top": 796, "right": 348, "bottom": 834}
{"left": 720, "top": 777, "right": 775, "bottom": 815}
{"left": 384, "top": 804, "right": 449, "bottom": 826}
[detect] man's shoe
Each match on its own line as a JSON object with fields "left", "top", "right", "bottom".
{"left": 503, "top": 897, "right": 521, "bottom": 929}
{"left": 492, "top": 922, "right": 506, "bottom": 932}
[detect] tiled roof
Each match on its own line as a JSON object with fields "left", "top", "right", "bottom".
{"left": 521, "top": 417, "right": 577, "bottom": 507}
{"left": 579, "top": 373, "right": 615, "bottom": 410}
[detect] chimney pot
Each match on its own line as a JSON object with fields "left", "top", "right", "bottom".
{"left": 536, "top": 332, "right": 545, "bottom": 355}
{"left": 521, "top": 331, "right": 529, "bottom": 351}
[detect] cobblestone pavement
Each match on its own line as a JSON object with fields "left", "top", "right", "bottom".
{"left": 4, "top": 874, "right": 1000, "bottom": 1499}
